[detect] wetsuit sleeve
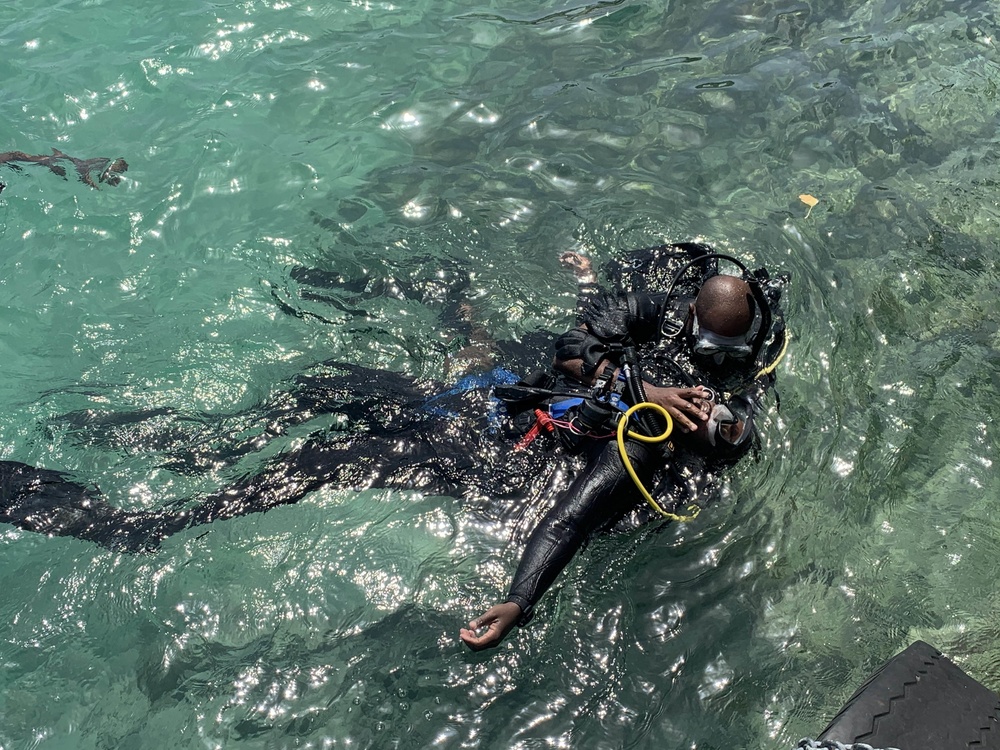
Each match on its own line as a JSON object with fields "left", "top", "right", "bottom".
{"left": 581, "top": 291, "right": 661, "bottom": 343}
{"left": 505, "top": 438, "right": 659, "bottom": 623}
{"left": 553, "top": 291, "right": 662, "bottom": 378}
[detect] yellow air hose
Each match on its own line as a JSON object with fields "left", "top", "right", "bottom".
{"left": 616, "top": 402, "right": 700, "bottom": 522}
{"left": 617, "top": 325, "right": 789, "bottom": 521}
{"left": 755, "top": 328, "right": 789, "bottom": 378}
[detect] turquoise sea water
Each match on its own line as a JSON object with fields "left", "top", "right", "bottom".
{"left": 4, "top": 0, "right": 1000, "bottom": 747}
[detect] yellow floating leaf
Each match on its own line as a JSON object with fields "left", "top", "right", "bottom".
{"left": 799, "top": 193, "right": 819, "bottom": 218}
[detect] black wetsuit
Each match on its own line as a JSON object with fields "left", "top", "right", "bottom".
{"left": 0, "top": 245, "right": 559, "bottom": 552}
{"left": 0, "top": 362, "right": 545, "bottom": 552}
{"left": 0, "top": 243, "right": 785, "bottom": 609}
{"left": 502, "top": 244, "right": 787, "bottom": 624}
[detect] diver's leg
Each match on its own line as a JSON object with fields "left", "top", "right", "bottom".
{"left": 0, "top": 435, "right": 401, "bottom": 551}
{"left": 0, "top": 461, "right": 169, "bottom": 552}
{"left": 0, "top": 448, "right": 353, "bottom": 552}
{"left": 176, "top": 440, "right": 347, "bottom": 528}
{"left": 175, "top": 423, "right": 471, "bottom": 530}
{"left": 0, "top": 440, "right": 386, "bottom": 550}
{"left": 0, "top": 402, "right": 482, "bottom": 551}
{"left": 49, "top": 362, "right": 433, "bottom": 476}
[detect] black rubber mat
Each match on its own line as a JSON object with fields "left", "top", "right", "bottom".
{"left": 819, "top": 640, "right": 1000, "bottom": 749}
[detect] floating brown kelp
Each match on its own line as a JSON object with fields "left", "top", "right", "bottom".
{"left": 0, "top": 148, "right": 127, "bottom": 188}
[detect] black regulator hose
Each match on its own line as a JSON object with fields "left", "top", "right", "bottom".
{"left": 623, "top": 346, "right": 667, "bottom": 438}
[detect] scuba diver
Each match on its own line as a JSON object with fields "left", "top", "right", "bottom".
{"left": 459, "top": 242, "right": 788, "bottom": 650}
{"left": 0, "top": 242, "right": 787, "bottom": 654}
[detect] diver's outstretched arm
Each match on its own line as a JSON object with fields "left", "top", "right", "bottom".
{"left": 460, "top": 438, "right": 657, "bottom": 650}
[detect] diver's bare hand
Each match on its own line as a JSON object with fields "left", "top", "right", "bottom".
{"left": 559, "top": 251, "right": 595, "bottom": 282}
{"left": 459, "top": 602, "right": 522, "bottom": 651}
{"left": 644, "top": 385, "right": 713, "bottom": 433}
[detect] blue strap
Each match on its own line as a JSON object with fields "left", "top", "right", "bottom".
{"left": 548, "top": 396, "right": 631, "bottom": 420}
{"left": 548, "top": 397, "right": 583, "bottom": 419}
{"left": 422, "top": 367, "right": 521, "bottom": 421}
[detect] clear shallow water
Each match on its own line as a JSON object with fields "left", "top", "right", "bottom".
{"left": 3, "top": 0, "right": 1000, "bottom": 747}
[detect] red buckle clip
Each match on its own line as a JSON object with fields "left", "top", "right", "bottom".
{"left": 513, "top": 408, "right": 555, "bottom": 451}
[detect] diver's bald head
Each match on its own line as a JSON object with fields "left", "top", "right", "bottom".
{"left": 694, "top": 275, "right": 754, "bottom": 336}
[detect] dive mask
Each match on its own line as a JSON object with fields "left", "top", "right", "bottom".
{"left": 691, "top": 311, "right": 753, "bottom": 365}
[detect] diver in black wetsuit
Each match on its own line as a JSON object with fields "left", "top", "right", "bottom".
{"left": 0, "top": 243, "right": 786, "bottom": 655}
{"left": 459, "top": 243, "right": 788, "bottom": 650}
